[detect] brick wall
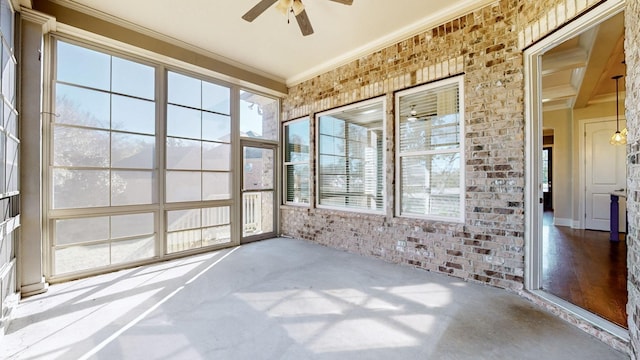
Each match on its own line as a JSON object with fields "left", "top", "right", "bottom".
{"left": 625, "top": 0, "right": 640, "bottom": 356}
{"left": 283, "top": 0, "right": 527, "bottom": 291}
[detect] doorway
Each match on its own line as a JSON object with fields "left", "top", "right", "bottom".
{"left": 241, "top": 142, "right": 278, "bottom": 243}
{"left": 524, "top": 0, "right": 628, "bottom": 337}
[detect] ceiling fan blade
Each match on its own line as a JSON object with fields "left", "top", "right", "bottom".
{"left": 242, "top": 0, "right": 279, "bottom": 22}
{"left": 328, "top": 0, "right": 353, "bottom": 4}
{"left": 295, "top": 9, "right": 314, "bottom": 36}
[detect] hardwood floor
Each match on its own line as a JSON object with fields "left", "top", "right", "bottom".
{"left": 542, "top": 211, "right": 628, "bottom": 328}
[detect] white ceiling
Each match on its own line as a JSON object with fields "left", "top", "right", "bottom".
{"left": 54, "top": 0, "right": 496, "bottom": 86}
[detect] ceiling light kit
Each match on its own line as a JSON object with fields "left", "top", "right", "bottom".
{"left": 609, "top": 74, "right": 626, "bottom": 145}
{"left": 242, "top": 0, "right": 353, "bottom": 36}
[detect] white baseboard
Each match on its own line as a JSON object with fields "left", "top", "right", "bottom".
{"left": 553, "top": 217, "right": 573, "bottom": 227}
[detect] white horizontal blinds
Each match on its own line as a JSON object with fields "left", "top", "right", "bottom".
{"left": 398, "top": 79, "right": 462, "bottom": 220}
{"left": 318, "top": 100, "right": 384, "bottom": 212}
{"left": 166, "top": 71, "right": 231, "bottom": 203}
{"left": 53, "top": 41, "right": 157, "bottom": 208}
{"left": 51, "top": 40, "right": 158, "bottom": 275}
{"left": 284, "top": 119, "right": 310, "bottom": 204}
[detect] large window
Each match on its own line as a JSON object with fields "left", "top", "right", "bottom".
{"left": 316, "top": 98, "right": 385, "bottom": 213}
{"left": 46, "top": 38, "right": 278, "bottom": 278}
{"left": 51, "top": 40, "right": 158, "bottom": 274}
{"left": 166, "top": 71, "right": 231, "bottom": 203}
{"left": 0, "top": 0, "right": 16, "bottom": 318}
{"left": 395, "top": 76, "right": 464, "bottom": 222}
{"left": 283, "top": 118, "right": 310, "bottom": 205}
{"left": 53, "top": 41, "right": 157, "bottom": 208}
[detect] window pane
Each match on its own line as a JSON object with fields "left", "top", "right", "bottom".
{"left": 166, "top": 138, "right": 201, "bottom": 170}
{"left": 55, "top": 243, "right": 110, "bottom": 274}
{"left": 1, "top": 46, "right": 14, "bottom": 104}
{"left": 111, "top": 170, "right": 155, "bottom": 206}
{"left": 202, "top": 206, "right": 230, "bottom": 227}
{"left": 54, "top": 126, "right": 109, "bottom": 167}
{"left": 202, "top": 112, "right": 231, "bottom": 142}
{"left": 112, "top": 57, "right": 155, "bottom": 99}
{"left": 203, "top": 172, "right": 230, "bottom": 200}
{"left": 4, "top": 103, "right": 16, "bottom": 137}
{"left": 203, "top": 225, "right": 231, "bottom": 246}
{"left": 203, "top": 142, "right": 230, "bottom": 171}
{"left": 56, "top": 84, "right": 110, "bottom": 128}
{"left": 285, "top": 164, "right": 309, "bottom": 203}
{"left": 397, "top": 78, "right": 463, "bottom": 220}
{"left": 55, "top": 217, "right": 109, "bottom": 246}
{"left": 167, "top": 209, "right": 201, "bottom": 232}
{"left": 5, "top": 136, "right": 16, "bottom": 193}
{"left": 399, "top": 115, "right": 460, "bottom": 152}
{"left": 57, "top": 41, "right": 110, "bottom": 90}
{"left": 317, "top": 99, "right": 384, "bottom": 212}
{"left": 1, "top": 0, "right": 13, "bottom": 50}
{"left": 243, "top": 147, "right": 273, "bottom": 190}
{"left": 285, "top": 120, "right": 309, "bottom": 162}
{"left": 400, "top": 154, "right": 461, "bottom": 218}
{"left": 240, "top": 90, "right": 278, "bottom": 140}
{"left": 112, "top": 95, "right": 155, "bottom": 134}
{"left": 166, "top": 171, "right": 201, "bottom": 203}
{"left": 167, "top": 105, "right": 201, "bottom": 139}
{"left": 111, "top": 213, "right": 155, "bottom": 238}
{"left": 202, "top": 81, "right": 230, "bottom": 115}
{"left": 243, "top": 191, "right": 273, "bottom": 236}
{"left": 112, "top": 133, "right": 155, "bottom": 169}
{"left": 398, "top": 82, "right": 460, "bottom": 153}
{"left": 0, "top": 133, "right": 5, "bottom": 194}
{"left": 53, "top": 169, "right": 109, "bottom": 208}
{"left": 168, "top": 71, "right": 201, "bottom": 108}
{"left": 167, "top": 229, "right": 201, "bottom": 253}
{"left": 112, "top": 236, "right": 155, "bottom": 264}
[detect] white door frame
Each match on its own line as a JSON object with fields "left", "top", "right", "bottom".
{"left": 523, "top": 0, "right": 627, "bottom": 339}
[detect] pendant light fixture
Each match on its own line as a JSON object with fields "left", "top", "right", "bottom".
{"left": 609, "top": 74, "right": 626, "bottom": 145}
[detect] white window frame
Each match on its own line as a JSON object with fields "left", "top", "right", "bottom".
{"left": 315, "top": 96, "right": 386, "bottom": 215}
{"left": 395, "top": 75, "right": 465, "bottom": 222}
{"left": 283, "top": 117, "right": 310, "bottom": 206}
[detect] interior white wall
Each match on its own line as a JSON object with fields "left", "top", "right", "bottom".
{"left": 542, "top": 108, "right": 573, "bottom": 225}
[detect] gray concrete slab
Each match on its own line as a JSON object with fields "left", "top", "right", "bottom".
{"left": 1, "top": 237, "right": 629, "bottom": 359}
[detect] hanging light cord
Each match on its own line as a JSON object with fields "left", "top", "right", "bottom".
{"left": 614, "top": 74, "right": 621, "bottom": 132}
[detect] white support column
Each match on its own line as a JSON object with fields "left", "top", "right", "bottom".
{"left": 18, "top": 8, "right": 54, "bottom": 297}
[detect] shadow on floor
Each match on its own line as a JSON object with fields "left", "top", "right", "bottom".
{"left": 2, "top": 237, "right": 629, "bottom": 360}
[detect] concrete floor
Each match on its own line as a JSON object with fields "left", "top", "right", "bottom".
{"left": 0, "top": 238, "right": 629, "bottom": 360}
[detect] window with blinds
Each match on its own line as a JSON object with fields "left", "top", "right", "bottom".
{"left": 283, "top": 117, "right": 310, "bottom": 205}
{"left": 395, "top": 76, "right": 464, "bottom": 222}
{"left": 316, "top": 98, "right": 385, "bottom": 213}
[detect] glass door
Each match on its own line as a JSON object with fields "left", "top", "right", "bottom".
{"left": 241, "top": 143, "right": 277, "bottom": 243}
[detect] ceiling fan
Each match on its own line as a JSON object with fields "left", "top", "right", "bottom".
{"left": 242, "top": 0, "right": 353, "bottom": 36}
